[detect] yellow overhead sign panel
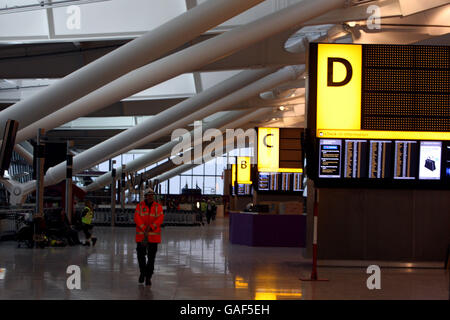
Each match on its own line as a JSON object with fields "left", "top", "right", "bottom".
{"left": 317, "top": 43, "right": 362, "bottom": 133}
{"left": 231, "top": 164, "right": 236, "bottom": 186}
{"left": 258, "top": 128, "right": 280, "bottom": 172}
{"left": 257, "top": 127, "right": 304, "bottom": 173}
{"left": 237, "top": 156, "right": 252, "bottom": 184}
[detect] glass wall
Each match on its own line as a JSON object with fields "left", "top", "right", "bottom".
{"left": 88, "top": 147, "right": 254, "bottom": 196}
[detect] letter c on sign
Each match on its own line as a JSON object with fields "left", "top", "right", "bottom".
{"left": 327, "top": 57, "right": 353, "bottom": 87}
{"left": 263, "top": 134, "right": 274, "bottom": 148}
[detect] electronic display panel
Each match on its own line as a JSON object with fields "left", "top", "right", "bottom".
{"left": 237, "top": 184, "right": 252, "bottom": 195}
{"left": 344, "top": 140, "right": 368, "bottom": 178}
{"left": 446, "top": 143, "right": 450, "bottom": 179}
{"left": 258, "top": 172, "right": 270, "bottom": 191}
{"left": 393, "top": 141, "right": 419, "bottom": 180}
{"left": 293, "top": 173, "right": 303, "bottom": 192}
{"left": 256, "top": 127, "right": 303, "bottom": 193}
{"left": 318, "top": 139, "right": 341, "bottom": 178}
{"left": 312, "top": 43, "right": 450, "bottom": 141}
{"left": 419, "top": 141, "right": 442, "bottom": 180}
{"left": 308, "top": 43, "right": 450, "bottom": 189}
{"left": 257, "top": 172, "right": 304, "bottom": 192}
{"left": 281, "top": 172, "right": 291, "bottom": 191}
{"left": 368, "top": 141, "right": 392, "bottom": 179}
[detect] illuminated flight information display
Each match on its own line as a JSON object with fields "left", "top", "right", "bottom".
{"left": 344, "top": 140, "right": 368, "bottom": 178}
{"left": 308, "top": 43, "right": 450, "bottom": 188}
{"left": 368, "top": 141, "right": 392, "bottom": 179}
{"left": 257, "top": 172, "right": 303, "bottom": 192}
{"left": 446, "top": 143, "right": 450, "bottom": 180}
{"left": 319, "top": 140, "right": 342, "bottom": 178}
{"left": 394, "top": 141, "right": 419, "bottom": 180}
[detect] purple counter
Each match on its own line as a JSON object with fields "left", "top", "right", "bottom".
{"left": 229, "top": 212, "right": 306, "bottom": 247}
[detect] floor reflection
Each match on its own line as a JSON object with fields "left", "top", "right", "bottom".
{"left": 0, "top": 218, "right": 448, "bottom": 300}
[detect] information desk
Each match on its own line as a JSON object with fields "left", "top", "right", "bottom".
{"left": 229, "top": 211, "right": 306, "bottom": 247}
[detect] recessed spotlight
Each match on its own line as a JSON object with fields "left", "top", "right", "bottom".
{"left": 279, "top": 106, "right": 285, "bottom": 111}
{"left": 347, "top": 21, "right": 357, "bottom": 27}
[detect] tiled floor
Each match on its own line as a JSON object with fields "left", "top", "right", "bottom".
{"left": 0, "top": 218, "right": 448, "bottom": 300}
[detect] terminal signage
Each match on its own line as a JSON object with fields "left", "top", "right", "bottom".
{"left": 257, "top": 127, "right": 304, "bottom": 192}
{"left": 308, "top": 43, "right": 450, "bottom": 189}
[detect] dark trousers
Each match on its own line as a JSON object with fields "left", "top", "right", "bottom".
{"left": 206, "top": 210, "right": 212, "bottom": 224}
{"left": 136, "top": 242, "right": 158, "bottom": 278}
{"left": 82, "top": 223, "right": 93, "bottom": 240}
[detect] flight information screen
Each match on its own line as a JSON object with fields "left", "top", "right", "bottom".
{"left": 318, "top": 139, "right": 341, "bottom": 178}
{"left": 308, "top": 43, "right": 450, "bottom": 188}
{"left": 257, "top": 172, "right": 303, "bottom": 192}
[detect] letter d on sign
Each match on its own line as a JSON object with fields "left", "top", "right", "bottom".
{"left": 66, "top": 265, "right": 81, "bottom": 290}
{"left": 327, "top": 58, "right": 353, "bottom": 87}
{"left": 366, "top": 265, "right": 381, "bottom": 290}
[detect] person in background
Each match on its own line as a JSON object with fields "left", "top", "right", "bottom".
{"left": 206, "top": 199, "right": 215, "bottom": 224}
{"left": 60, "top": 210, "right": 82, "bottom": 246}
{"left": 81, "top": 200, "right": 97, "bottom": 247}
{"left": 200, "top": 198, "right": 207, "bottom": 224}
{"left": 134, "top": 188, "right": 164, "bottom": 286}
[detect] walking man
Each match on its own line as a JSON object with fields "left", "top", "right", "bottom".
{"left": 134, "top": 188, "right": 164, "bottom": 286}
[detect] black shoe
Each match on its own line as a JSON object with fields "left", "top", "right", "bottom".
{"left": 92, "top": 238, "right": 97, "bottom": 247}
{"left": 145, "top": 277, "right": 152, "bottom": 286}
{"left": 139, "top": 273, "right": 145, "bottom": 284}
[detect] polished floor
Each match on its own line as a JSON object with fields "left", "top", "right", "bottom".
{"left": 0, "top": 217, "right": 448, "bottom": 300}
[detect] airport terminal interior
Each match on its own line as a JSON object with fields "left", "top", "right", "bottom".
{"left": 0, "top": 0, "right": 449, "bottom": 301}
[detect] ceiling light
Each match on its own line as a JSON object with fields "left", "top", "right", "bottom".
{"left": 279, "top": 106, "right": 285, "bottom": 111}
{"left": 347, "top": 21, "right": 357, "bottom": 27}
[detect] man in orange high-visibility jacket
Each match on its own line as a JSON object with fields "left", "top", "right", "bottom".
{"left": 134, "top": 188, "right": 164, "bottom": 286}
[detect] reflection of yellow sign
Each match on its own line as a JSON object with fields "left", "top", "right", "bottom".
{"left": 237, "top": 156, "right": 252, "bottom": 184}
{"left": 258, "top": 128, "right": 280, "bottom": 172}
{"left": 317, "top": 43, "right": 362, "bottom": 134}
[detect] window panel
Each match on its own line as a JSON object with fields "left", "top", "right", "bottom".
{"left": 205, "top": 158, "right": 216, "bottom": 175}
{"left": 180, "top": 176, "right": 192, "bottom": 190}
{"left": 169, "top": 177, "right": 180, "bottom": 195}
{"left": 193, "top": 163, "right": 204, "bottom": 175}
{"left": 216, "top": 178, "right": 224, "bottom": 195}
{"left": 204, "top": 177, "right": 216, "bottom": 195}
{"left": 192, "top": 176, "right": 204, "bottom": 191}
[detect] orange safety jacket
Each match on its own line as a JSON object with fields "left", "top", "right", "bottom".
{"left": 134, "top": 201, "right": 164, "bottom": 243}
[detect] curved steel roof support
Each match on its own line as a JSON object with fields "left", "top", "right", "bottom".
{"left": 0, "top": 0, "right": 265, "bottom": 132}
{"left": 16, "top": 0, "right": 346, "bottom": 143}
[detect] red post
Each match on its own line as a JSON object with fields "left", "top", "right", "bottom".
{"left": 300, "top": 188, "right": 328, "bottom": 281}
